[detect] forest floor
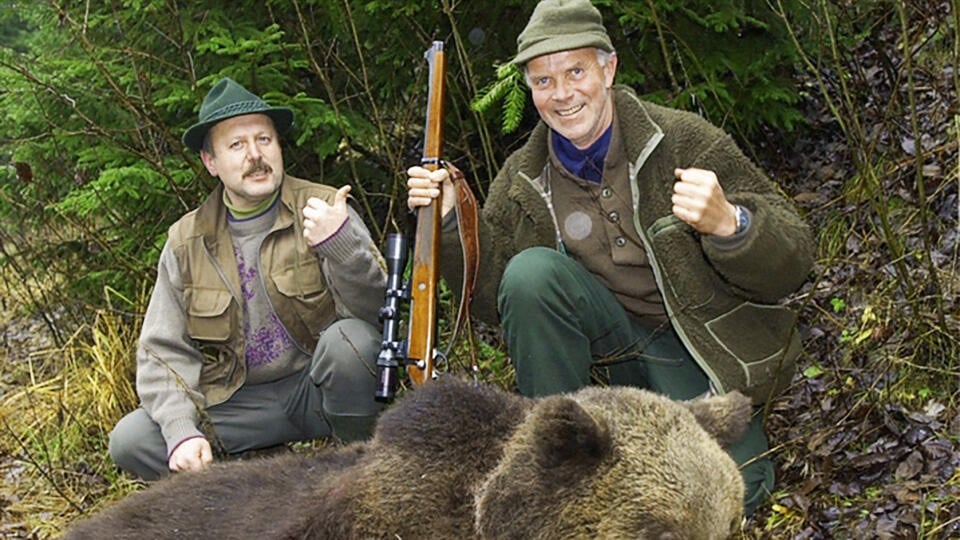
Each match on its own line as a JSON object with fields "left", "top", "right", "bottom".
{"left": 735, "top": 30, "right": 960, "bottom": 534}
{"left": 0, "top": 309, "right": 64, "bottom": 538}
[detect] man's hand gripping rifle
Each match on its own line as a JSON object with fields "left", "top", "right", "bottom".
{"left": 374, "top": 41, "right": 479, "bottom": 403}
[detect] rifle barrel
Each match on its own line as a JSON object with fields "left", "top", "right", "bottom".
{"left": 406, "top": 41, "right": 446, "bottom": 386}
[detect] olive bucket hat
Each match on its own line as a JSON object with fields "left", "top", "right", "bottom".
{"left": 182, "top": 77, "right": 294, "bottom": 153}
{"left": 512, "top": 0, "right": 614, "bottom": 65}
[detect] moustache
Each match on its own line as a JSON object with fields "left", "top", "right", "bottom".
{"left": 244, "top": 161, "right": 273, "bottom": 178}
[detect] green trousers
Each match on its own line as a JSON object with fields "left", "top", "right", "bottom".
{"left": 498, "top": 247, "right": 774, "bottom": 516}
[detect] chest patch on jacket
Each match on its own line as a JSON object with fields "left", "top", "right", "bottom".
{"left": 564, "top": 211, "right": 593, "bottom": 241}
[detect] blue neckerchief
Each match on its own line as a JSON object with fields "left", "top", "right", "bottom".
{"left": 553, "top": 124, "right": 613, "bottom": 184}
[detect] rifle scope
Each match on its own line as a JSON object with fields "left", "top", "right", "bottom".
{"left": 374, "top": 233, "right": 409, "bottom": 402}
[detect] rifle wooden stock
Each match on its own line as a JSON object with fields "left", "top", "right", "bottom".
{"left": 406, "top": 41, "right": 446, "bottom": 386}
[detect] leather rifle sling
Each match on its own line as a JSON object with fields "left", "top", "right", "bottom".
{"left": 443, "top": 162, "right": 479, "bottom": 371}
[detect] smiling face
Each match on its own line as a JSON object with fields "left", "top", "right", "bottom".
{"left": 526, "top": 47, "right": 617, "bottom": 150}
{"left": 200, "top": 113, "right": 284, "bottom": 210}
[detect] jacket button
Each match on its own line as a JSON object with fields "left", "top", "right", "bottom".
{"left": 615, "top": 236, "right": 627, "bottom": 247}
{"left": 608, "top": 211, "right": 620, "bottom": 223}
{"left": 601, "top": 187, "right": 613, "bottom": 198}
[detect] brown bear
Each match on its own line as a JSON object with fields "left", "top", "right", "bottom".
{"left": 65, "top": 376, "right": 750, "bottom": 539}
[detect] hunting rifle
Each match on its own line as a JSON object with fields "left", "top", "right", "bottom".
{"left": 374, "top": 41, "right": 479, "bottom": 403}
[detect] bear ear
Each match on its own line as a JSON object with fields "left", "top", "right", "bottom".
{"left": 683, "top": 391, "right": 752, "bottom": 448}
{"left": 531, "top": 396, "right": 612, "bottom": 469}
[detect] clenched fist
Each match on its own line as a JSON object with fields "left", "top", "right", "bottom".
{"left": 671, "top": 167, "right": 738, "bottom": 237}
{"left": 168, "top": 437, "right": 213, "bottom": 474}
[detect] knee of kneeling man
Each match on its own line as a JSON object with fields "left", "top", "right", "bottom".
{"left": 310, "top": 319, "right": 381, "bottom": 378}
{"left": 108, "top": 427, "right": 143, "bottom": 475}
{"left": 314, "top": 319, "right": 380, "bottom": 366}
{"left": 108, "top": 418, "right": 141, "bottom": 462}
{"left": 500, "top": 247, "right": 566, "bottom": 296}
{"left": 108, "top": 412, "right": 158, "bottom": 455}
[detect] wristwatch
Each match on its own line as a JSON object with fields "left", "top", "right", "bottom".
{"left": 733, "top": 205, "right": 750, "bottom": 234}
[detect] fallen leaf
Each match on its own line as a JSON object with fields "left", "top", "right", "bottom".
{"left": 894, "top": 450, "right": 923, "bottom": 481}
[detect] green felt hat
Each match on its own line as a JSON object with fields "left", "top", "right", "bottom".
{"left": 512, "top": 0, "right": 614, "bottom": 66}
{"left": 182, "top": 77, "right": 294, "bottom": 152}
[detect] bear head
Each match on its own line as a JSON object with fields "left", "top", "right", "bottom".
{"left": 474, "top": 386, "right": 751, "bottom": 539}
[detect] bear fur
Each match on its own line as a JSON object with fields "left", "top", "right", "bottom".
{"left": 65, "top": 377, "right": 750, "bottom": 539}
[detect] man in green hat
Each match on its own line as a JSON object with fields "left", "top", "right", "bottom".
{"left": 109, "top": 77, "right": 388, "bottom": 480}
{"left": 407, "top": 0, "right": 814, "bottom": 516}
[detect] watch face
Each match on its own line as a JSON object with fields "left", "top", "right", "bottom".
{"left": 736, "top": 206, "right": 749, "bottom": 233}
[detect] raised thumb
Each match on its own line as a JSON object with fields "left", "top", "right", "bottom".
{"left": 334, "top": 184, "right": 352, "bottom": 207}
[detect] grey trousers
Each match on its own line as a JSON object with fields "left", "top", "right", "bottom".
{"left": 109, "top": 318, "right": 382, "bottom": 481}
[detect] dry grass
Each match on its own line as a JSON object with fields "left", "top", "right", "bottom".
{"left": 0, "top": 296, "right": 144, "bottom": 538}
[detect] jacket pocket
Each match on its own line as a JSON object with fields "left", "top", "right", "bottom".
{"left": 271, "top": 260, "right": 335, "bottom": 336}
{"left": 704, "top": 302, "right": 797, "bottom": 363}
{"left": 271, "top": 258, "right": 326, "bottom": 297}
{"left": 704, "top": 301, "right": 800, "bottom": 399}
{"left": 185, "top": 287, "right": 233, "bottom": 342}
{"left": 647, "top": 216, "right": 715, "bottom": 309}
